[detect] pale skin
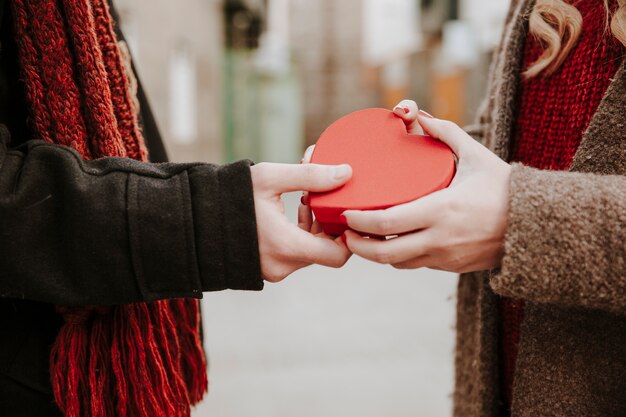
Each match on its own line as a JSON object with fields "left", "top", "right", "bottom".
{"left": 300, "top": 100, "right": 512, "bottom": 273}
{"left": 251, "top": 162, "right": 352, "bottom": 282}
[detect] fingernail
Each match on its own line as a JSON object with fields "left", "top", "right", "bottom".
{"left": 332, "top": 164, "right": 351, "bottom": 181}
{"left": 341, "top": 233, "right": 347, "bottom": 245}
{"left": 300, "top": 195, "right": 307, "bottom": 206}
{"left": 339, "top": 214, "right": 347, "bottom": 225}
{"left": 393, "top": 106, "right": 410, "bottom": 114}
{"left": 419, "top": 109, "right": 434, "bottom": 118}
{"left": 304, "top": 145, "right": 315, "bottom": 162}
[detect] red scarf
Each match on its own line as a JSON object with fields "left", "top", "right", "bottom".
{"left": 10, "top": 0, "right": 208, "bottom": 415}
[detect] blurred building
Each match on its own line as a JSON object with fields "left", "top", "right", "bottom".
{"left": 289, "top": 0, "right": 379, "bottom": 147}
{"left": 114, "top": 0, "right": 224, "bottom": 163}
{"left": 113, "top": 0, "right": 510, "bottom": 161}
{"left": 289, "top": 0, "right": 511, "bottom": 145}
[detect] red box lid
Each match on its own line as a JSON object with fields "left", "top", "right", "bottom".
{"left": 310, "top": 108, "right": 455, "bottom": 236}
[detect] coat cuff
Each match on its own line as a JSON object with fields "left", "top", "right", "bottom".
{"left": 188, "top": 160, "right": 264, "bottom": 292}
{"left": 490, "top": 164, "right": 626, "bottom": 312}
{"left": 127, "top": 168, "right": 204, "bottom": 301}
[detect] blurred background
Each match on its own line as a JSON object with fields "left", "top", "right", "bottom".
{"left": 112, "top": 0, "right": 511, "bottom": 415}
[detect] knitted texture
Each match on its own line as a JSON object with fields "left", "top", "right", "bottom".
{"left": 500, "top": 0, "right": 623, "bottom": 409}
{"left": 10, "top": 1, "right": 207, "bottom": 416}
{"left": 511, "top": 0, "right": 623, "bottom": 169}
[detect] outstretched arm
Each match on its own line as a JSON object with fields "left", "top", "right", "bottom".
{"left": 0, "top": 128, "right": 351, "bottom": 306}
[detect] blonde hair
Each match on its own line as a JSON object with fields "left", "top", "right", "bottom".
{"left": 525, "top": 0, "right": 626, "bottom": 78}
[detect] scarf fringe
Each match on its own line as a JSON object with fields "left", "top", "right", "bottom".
{"left": 171, "top": 299, "right": 209, "bottom": 404}
{"left": 51, "top": 303, "right": 207, "bottom": 417}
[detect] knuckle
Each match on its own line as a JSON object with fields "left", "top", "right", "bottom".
{"left": 392, "top": 262, "right": 410, "bottom": 270}
{"left": 417, "top": 235, "right": 437, "bottom": 255}
{"left": 427, "top": 241, "right": 445, "bottom": 257}
{"left": 376, "top": 213, "right": 395, "bottom": 236}
{"left": 440, "top": 120, "right": 459, "bottom": 135}
{"left": 436, "top": 193, "right": 458, "bottom": 218}
{"left": 263, "top": 267, "right": 283, "bottom": 283}
{"left": 446, "top": 253, "right": 467, "bottom": 271}
{"left": 438, "top": 197, "right": 454, "bottom": 217}
{"left": 439, "top": 246, "right": 454, "bottom": 260}
{"left": 269, "top": 260, "right": 295, "bottom": 282}
{"left": 372, "top": 246, "right": 393, "bottom": 264}
{"left": 426, "top": 232, "right": 443, "bottom": 250}
{"left": 441, "top": 120, "right": 458, "bottom": 130}
{"left": 302, "top": 163, "right": 319, "bottom": 183}
{"left": 330, "top": 255, "right": 350, "bottom": 268}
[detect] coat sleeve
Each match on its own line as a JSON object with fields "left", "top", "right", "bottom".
{"left": 489, "top": 164, "right": 626, "bottom": 314}
{"left": 0, "top": 126, "right": 263, "bottom": 306}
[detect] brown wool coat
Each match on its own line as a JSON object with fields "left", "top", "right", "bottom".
{"left": 455, "top": 0, "right": 626, "bottom": 416}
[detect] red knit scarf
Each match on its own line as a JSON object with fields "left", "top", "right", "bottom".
{"left": 10, "top": 0, "right": 208, "bottom": 415}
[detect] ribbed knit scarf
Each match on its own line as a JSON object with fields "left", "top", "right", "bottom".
{"left": 10, "top": 0, "right": 208, "bottom": 416}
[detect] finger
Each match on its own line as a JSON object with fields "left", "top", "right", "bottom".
{"left": 416, "top": 112, "right": 475, "bottom": 157}
{"left": 298, "top": 202, "right": 313, "bottom": 231}
{"left": 391, "top": 255, "right": 433, "bottom": 270}
{"left": 342, "top": 191, "right": 443, "bottom": 236}
{"left": 301, "top": 192, "right": 310, "bottom": 206}
{"left": 264, "top": 258, "right": 313, "bottom": 283}
{"left": 343, "top": 229, "right": 433, "bottom": 265}
{"left": 311, "top": 220, "right": 324, "bottom": 235}
{"left": 392, "top": 99, "right": 418, "bottom": 119}
{"left": 303, "top": 145, "right": 315, "bottom": 164}
{"left": 290, "top": 227, "right": 352, "bottom": 268}
{"left": 253, "top": 162, "right": 352, "bottom": 194}
{"left": 392, "top": 100, "right": 425, "bottom": 135}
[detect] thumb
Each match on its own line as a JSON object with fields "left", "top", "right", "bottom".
{"left": 417, "top": 112, "right": 473, "bottom": 157}
{"left": 253, "top": 162, "right": 352, "bottom": 194}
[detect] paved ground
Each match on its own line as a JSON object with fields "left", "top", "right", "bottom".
{"left": 193, "top": 193, "right": 458, "bottom": 417}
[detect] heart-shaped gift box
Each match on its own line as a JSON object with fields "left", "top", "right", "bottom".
{"left": 310, "top": 108, "right": 456, "bottom": 236}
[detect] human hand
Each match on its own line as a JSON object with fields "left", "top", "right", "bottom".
{"left": 250, "top": 162, "right": 353, "bottom": 282}
{"left": 391, "top": 99, "right": 426, "bottom": 135}
{"left": 296, "top": 101, "right": 427, "bottom": 235}
{"left": 297, "top": 144, "right": 317, "bottom": 227}
{"left": 341, "top": 101, "right": 511, "bottom": 273}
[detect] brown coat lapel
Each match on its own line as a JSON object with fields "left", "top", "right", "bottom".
{"left": 570, "top": 59, "right": 626, "bottom": 175}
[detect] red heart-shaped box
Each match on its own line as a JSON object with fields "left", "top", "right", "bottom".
{"left": 310, "top": 108, "right": 456, "bottom": 236}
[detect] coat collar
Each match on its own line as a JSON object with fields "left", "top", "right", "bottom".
{"left": 490, "top": 0, "right": 536, "bottom": 161}
{"left": 569, "top": 59, "right": 626, "bottom": 175}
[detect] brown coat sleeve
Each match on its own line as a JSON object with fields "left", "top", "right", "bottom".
{"left": 490, "top": 164, "right": 626, "bottom": 313}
